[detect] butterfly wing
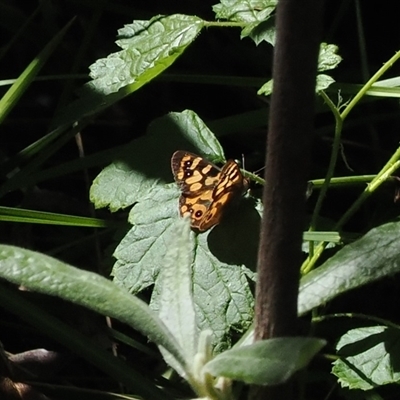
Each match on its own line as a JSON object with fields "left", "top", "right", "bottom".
{"left": 171, "top": 151, "right": 221, "bottom": 195}
{"left": 198, "top": 160, "right": 248, "bottom": 231}
{"left": 171, "top": 151, "right": 248, "bottom": 231}
{"left": 171, "top": 151, "right": 221, "bottom": 230}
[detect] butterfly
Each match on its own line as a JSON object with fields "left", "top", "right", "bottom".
{"left": 171, "top": 150, "right": 249, "bottom": 231}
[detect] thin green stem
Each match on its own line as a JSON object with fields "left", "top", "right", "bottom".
{"left": 336, "top": 160, "right": 400, "bottom": 229}
{"left": 310, "top": 175, "right": 377, "bottom": 188}
{"left": 313, "top": 312, "right": 400, "bottom": 330}
{"left": 204, "top": 21, "right": 247, "bottom": 28}
{"left": 302, "top": 51, "right": 400, "bottom": 273}
{"left": 309, "top": 91, "right": 343, "bottom": 233}
{"left": 302, "top": 157, "right": 400, "bottom": 274}
{"left": 308, "top": 91, "right": 342, "bottom": 257}
{"left": 341, "top": 51, "right": 400, "bottom": 121}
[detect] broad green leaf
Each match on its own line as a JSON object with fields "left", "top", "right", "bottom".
{"left": 155, "top": 217, "right": 198, "bottom": 378}
{"left": 298, "top": 221, "right": 400, "bottom": 315}
{"left": 108, "top": 111, "right": 259, "bottom": 350}
{"left": 241, "top": 16, "right": 275, "bottom": 46}
{"left": 213, "top": 0, "right": 277, "bottom": 45}
{"left": 332, "top": 326, "right": 400, "bottom": 390}
{"left": 88, "top": 14, "right": 204, "bottom": 96}
{"left": 90, "top": 110, "right": 225, "bottom": 211}
{"left": 0, "top": 280, "right": 172, "bottom": 400}
{"left": 113, "top": 184, "right": 258, "bottom": 352}
{"left": 242, "top": 221, "right": 400, "bottom": 346}
{"left": 213, "top": 0, "right": 277, "bottom": 23}
{"left": 113, "top": 184, "right": 179, "bottom": 291}
{"left": 0, "top": 245, "right": 187, "bottom": 376}
{"left": 204, "top": 337, "right": 326, "bottom": 385}
{"left": 54, "top": 15, "right": 204, "bottom": 126}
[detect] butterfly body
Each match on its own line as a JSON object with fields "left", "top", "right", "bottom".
{"left": 171, "top": 151, "right": 248, "bottom": 231}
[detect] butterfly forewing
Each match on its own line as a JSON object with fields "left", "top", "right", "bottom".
{"left": 171, "top": 150, "right": 248, "bottom": 231}
{"left": 171, "top": 151, "right": 220, "bottom": 195}
{"left": 212, "top": 160, "right": 248, "bottom": 200}
{"left": 198, "top": 161, "right": 248, "bottom": 231}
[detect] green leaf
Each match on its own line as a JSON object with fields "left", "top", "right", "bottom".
{"left": 257, "top": 79, "right": 273, "bottom": 96}
{"left": 316, "top": 74, "right": 335, "bottom": 92}
{"left": 90, "top": 110, "right": 225, "bottom": 211}
{"left": 241, "top": 16, "right": 275, "bottom": 46}
{"left": 54, "top": 15, "right": 204, "bottom": 126}
{"left": 213, "top": 0, "right": 277, "bottom": 23}
{"left": 332, "top": 326, "right": 400, "bottom": 390}
{"left": 213, "top": 0, "right": 277, "bottom": 45}
{"left": 0, "top": 206, "right": 106, "bottom": 227}
{"left": 154, "top": 217, "right": 199, "bottom": 377}
{"left": 88, "top": 14, "right": 204, "bottom": 96}
{"left": 236, "top": 221, "right": 400, "bottom": 347}
{"left": 318, "top": 43, "right": 342, "bottom": 72}
{"left": 0, "top": 281, "right": 172, "bottom": 400}
{"left": 113, "top": 184, "right": 258, "bottom": 352}
{"left": 298, "top": 221, "right": 400, "bottom": 315}
{"left": 0, "top": 245, "right": 188, "bottom": 377}
{"left": 204, "top": 337, "right": 326, "bottom": 385}
{"left": 107, "top": 111, "right": 260, "bottom": 351}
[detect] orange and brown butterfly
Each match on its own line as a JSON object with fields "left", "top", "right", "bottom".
{"left": 171, "top": 150, "right": 249, "bottom": 231}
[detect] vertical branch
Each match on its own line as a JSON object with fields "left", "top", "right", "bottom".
{"left": 253, "top": 1, "right": 323, "bottom": 396}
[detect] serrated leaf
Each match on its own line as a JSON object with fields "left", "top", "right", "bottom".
{"left": 213, "top": 0, "right": 277, "bottom": 45}
{"left": 204, "top": 337, "right": 326, "bottom": 385}
{"left": 114, "top": 184, "right": 259, "bottom": 351}
{"left": 90, "top": 110, "right": 225, "bottom": 211}
{"left": 257, "top": 79, "right": 273, "bottom": 96}
{"left": 241, "top": 17, "right": 276, "bottom": 46}
{"left": 299, "top": 221, "right": 400, "bottom": 315}
{"left": 54, "top": 15, "right": 204, "bottom": 126}
{"left": 316, "top": 74, "right": 335, "bottom": 92}
{"left": 213, "top": 0, "right": 277, "bottom": 23}
{"left": 88, "top": 14, "right": 203, "bottom": 96}
{"left": 113, "top": 184, "right": 179, "bottom": 292}
{"left": 318, "top": 43, "right": 342, "bottom": 72}
{"left": 107, "top": 111, "right": 260, "bottom": 350}
{"left": 332, "top": 326, "right": 400, "bottom": 390}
